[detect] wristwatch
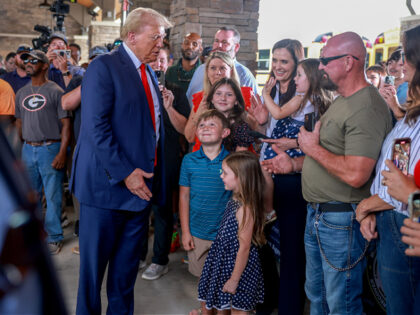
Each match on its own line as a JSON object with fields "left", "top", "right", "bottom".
{"left": 62, "top": 71, "right": 70, "bottom": 77}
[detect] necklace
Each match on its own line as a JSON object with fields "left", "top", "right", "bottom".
{"left": 30, "top": 83, "right": 44, "bottom": 100}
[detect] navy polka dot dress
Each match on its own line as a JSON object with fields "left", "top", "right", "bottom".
{"left": 198, "top": 199, "right": 264, "bottom": 311}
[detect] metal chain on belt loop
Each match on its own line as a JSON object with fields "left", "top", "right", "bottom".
{"left": 314, "top": 213, "right": 370, "bottom": 272}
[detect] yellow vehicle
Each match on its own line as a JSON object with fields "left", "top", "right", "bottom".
{"left": 304, "top": 32, "right": 373, "bottom": 68}
{"left": 369, "top": 27, "right": 401, "bottom": 66}
{"left": 255, "top": 48, "right": 271, "bottom": 94}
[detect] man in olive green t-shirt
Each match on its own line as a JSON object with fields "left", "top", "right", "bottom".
{"left": 297, "top": 32, "right": 392, "bottom": 315}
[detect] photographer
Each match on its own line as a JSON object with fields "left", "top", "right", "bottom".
{"left": 46, "top": 33, "right": 84, "bottom": 89}
{"left": 379, "top": 49, "right": 409, "bottom": 124}
{"left": 1, "top": 45, "right": 32, "bottom": 94}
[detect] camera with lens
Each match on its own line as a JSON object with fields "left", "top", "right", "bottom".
{"left": 32, "top": 25, "right": 52, "bottom": 52}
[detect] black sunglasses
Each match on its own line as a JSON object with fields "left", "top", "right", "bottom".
{"left": 401, "top": 52, "right": 405, "bottom": 63}
{"left": 319, "top": 54, "right": 359, "bottom": 66}
{"left": 23, "top": 59, "right": 40, "bottom": 65}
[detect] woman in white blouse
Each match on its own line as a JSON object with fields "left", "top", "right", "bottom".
{"left": 355, "top": 24, "right": 420, "bottom": 315}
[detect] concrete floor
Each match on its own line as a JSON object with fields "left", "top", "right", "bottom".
{"left": 51, "top": 206, "right": 292, "bottom": 315}
{"left": 52, "top": 206, "right": 200, "bottom": 315}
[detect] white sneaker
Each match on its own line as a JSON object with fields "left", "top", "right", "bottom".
{"left": 141, "top": 263, "right": 168, "bottom": 280}
{"left": 139, "top": 260, "right": 147, "bottom": 270}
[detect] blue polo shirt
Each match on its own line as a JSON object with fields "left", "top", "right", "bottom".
{"left": 179, "top": 146, "right": 231, "bottom": 241}
{"left": 1, "top": 70, "right": 31, "bottom": 94}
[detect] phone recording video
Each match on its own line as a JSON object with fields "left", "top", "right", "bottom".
{"left": 155, "top": 70, "right": 165, "bottom": 88}
{"left": 391, "top": 137, "right": 411, "bottom": 175}
{"left": 304, "top": 112, "right": 316, "bottom": 132}
{"left": 409, "top": 191, "right": 420, "bottom": 223}
{"left": 384, "top": 75, "right": 395, "bottom": 86}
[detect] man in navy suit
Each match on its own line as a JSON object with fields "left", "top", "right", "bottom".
{"left": 70, "top": 7, "right": 172, "bottom": 315}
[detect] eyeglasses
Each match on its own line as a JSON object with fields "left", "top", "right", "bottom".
{"left": 23, "top": 59, "right": 40, "bottom": 65}
{"left": 149, "top": 33, "right": 166, "bottom": 41}
{"left": 319, "top": 54, "right": 359, "bottom": 66}
{"left": 401, "top": 52, "right": 405, "bottom": 63}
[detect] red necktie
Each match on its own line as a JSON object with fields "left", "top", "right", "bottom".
{"left": 140, "top": 63, "right": 157, "bottom": 166}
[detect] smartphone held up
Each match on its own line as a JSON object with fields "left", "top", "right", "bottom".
{"left": 391, "top": 137, "right": 411, "bottom": 175}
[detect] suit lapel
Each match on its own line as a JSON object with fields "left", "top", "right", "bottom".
{"left": 117, "top": 45, "right": 147, "bottom": 101}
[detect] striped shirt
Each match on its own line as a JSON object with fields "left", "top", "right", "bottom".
{"left": 179, "top": 146, "right": 232, "bottom": 240}
{"left": 371, "top": 116, "right": 420, "bottom": 216}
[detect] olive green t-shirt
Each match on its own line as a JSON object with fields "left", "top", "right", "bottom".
{"left": 302, "top": 85, "right": 392, "bottom": 203}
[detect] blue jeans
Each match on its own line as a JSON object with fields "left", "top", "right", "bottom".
{"left": 22, "top": 142, "right": 64, "bottom": 243}
{"left": 304, "top": 203, "right": 367, "bottom": 315}
{"left": 376, "top": 210, "right": 420, "bottom": 315}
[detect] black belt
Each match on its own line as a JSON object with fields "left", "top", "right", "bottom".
{"left": 311, "top": 202, "right": 354, "bottom": 212}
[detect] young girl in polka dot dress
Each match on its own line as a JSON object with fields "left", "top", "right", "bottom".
{"left": 197, "top": 151, "right": 266, "bottom": 314}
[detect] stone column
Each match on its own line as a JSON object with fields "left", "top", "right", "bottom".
{"left": 132, "top": 0, "right": 172, "bottom": 17}
{"left": 71, "top": 35, "right": 89, "bottom": 64}
{"left": 168, "top": 0, "right": 259, "bottom": 74}
{"left": 88, "top": 20, "right": 121, "bottom": 51}
{"left": 400, "top": 14, "right": 420, "bottom": 40}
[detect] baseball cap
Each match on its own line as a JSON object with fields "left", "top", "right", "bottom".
{"left": 50, "top": 32, "right": 68, "bottom": 45}
{"left": 89, "top": 46, "right": 108, "bottom": 59}
{"left": 16, "top": 44, "right": 32, "bottom": 54}
{"left": 20, "top": 50, "right": 49, "bottom": 64}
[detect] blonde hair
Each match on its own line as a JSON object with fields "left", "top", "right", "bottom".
{"left": 223, "top": 152, "right": 266, "bottom": 246}
{"left": 203, "top": 51, "right": 239, "bottom": 95}
{"left": 121, "top": 8, "right": 173, "bottom": 40}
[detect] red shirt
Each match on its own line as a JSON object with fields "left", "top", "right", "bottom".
{"left": 191, "top": 86, "right": 253, "bottom": 152}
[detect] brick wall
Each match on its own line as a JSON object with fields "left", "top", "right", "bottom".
{"left": 0, "top": 0, "right": 259, "bottom": 74}
{"left": 400, "top": 14, "right": 420, "bottom": 40}
{"left": 132, "top": 0, "right": 172, "bottom": 17}
{"left": 88, "top": 21, "right": 120, "bottom": 50}
{"left": 168, "top": 0, "right": 259, "bottom": 74}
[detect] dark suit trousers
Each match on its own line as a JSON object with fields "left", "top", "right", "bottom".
{"left": 76, "top": 203, "right": 150, "bottom": 315}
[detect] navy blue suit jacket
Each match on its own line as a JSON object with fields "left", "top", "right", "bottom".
{"left": 70, "top": 45, "right": 165, "bottom": 211}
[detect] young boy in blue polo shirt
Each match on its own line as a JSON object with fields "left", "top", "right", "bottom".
{"left": 179, "top": 109, "right": 232, "bottom": 277}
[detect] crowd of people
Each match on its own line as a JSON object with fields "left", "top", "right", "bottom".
{"left": 1, "top": 6, "right": 420, "bottom": 315}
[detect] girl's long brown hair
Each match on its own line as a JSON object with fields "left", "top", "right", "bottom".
{"left": 403, "top": 25, "right": 420, "bottom": 125}
{"left": 223, "top": 151, "right": 266, "bottom": 246}
{"left": 207, "top": 77, "right": 246, "bottom": 125}
{"left": 298, "top": 58, "right": 334, "bottom": 116}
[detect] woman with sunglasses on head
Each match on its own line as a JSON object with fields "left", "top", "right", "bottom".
{"left": 249, "top": 39, "right": 308, "bottom": 315}
{"left": 356, "top": 25, "right": 420, "bottom": 315}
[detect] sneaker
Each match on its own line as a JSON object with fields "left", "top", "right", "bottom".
{"left": 139, "top": 259, "right": 147, "bottom": 270}
{"left": 48, "top": 242, "right": 63, "bottom": 255}
{"left": 72, "top": 246, "right": 80, "bottom": 255}
{"left": 182, "top": 254, "right": 189, "bottom": 264}
{"left": 141, "top": 263, "right": 168, "bottom": 280}
{"left": 265, "top": 210, "right": 277, "bottom": 224}
{"left": 61, "top": 214, "right": 70, "bottom": 228}
{"left": 73, "top": 220, "right": 79, "bottom": 237}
